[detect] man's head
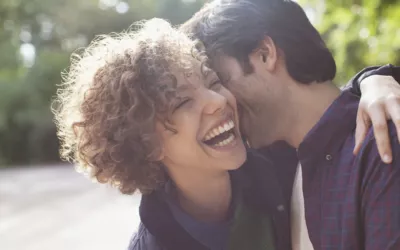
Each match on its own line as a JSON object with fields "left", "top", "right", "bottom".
{"left": 182, "top": 0, "right": 337, "bottom": 147}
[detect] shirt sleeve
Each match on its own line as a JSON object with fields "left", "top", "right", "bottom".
{"left": 343, "top": 64, "right": 400, "bottom": 95}
{"left": 359, "top": 122, "right": 400, "bottom": 250}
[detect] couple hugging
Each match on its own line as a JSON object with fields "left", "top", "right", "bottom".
{"left": 54, "top": 0, "right": 400, "bottom": 249}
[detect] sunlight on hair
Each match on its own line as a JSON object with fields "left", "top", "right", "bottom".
{"left": 53, "top": 18, "right": 203, "bottom": 194}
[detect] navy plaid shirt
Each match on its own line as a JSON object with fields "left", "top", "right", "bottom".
{"left": 258, "top": 64, "right": 400, "bottom": 250}
{"left": 296, "top": 90, "right": 400, "bottom": 250}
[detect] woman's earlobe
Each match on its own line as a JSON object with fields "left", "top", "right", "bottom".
{"left": 154, "top": 150, "right": 165, "bottom": 162}
{"left": 147, "top": 142, "right": 165, "bottom": 162}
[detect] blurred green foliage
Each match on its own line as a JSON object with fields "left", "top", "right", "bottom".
{"left": 300, "top": 0, "right": 400, "bottom": 84}
{"left": 0, "top": 0, "right": 398, "bottom": 166}
{"left": 0, "top": 0, "right": 204, "bottom": 166}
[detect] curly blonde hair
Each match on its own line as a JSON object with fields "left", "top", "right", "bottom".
{"left": 53, "top": 18, "right": 206, "bottom": 194}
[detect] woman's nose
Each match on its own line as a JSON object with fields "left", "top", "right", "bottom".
{"left": 202, "top": 90, "right": 228, "bottom": 115}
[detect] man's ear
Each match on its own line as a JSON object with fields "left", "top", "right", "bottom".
{"left": 249, "top": 36, "right": 278, "bottom": 73}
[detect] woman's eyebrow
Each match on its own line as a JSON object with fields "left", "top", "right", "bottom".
{"left": 175, "top": 82, "right": 195, "bottom": 92}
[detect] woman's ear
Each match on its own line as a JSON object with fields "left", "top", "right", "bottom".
{"left": 155, "top": 149, "right": 165, "bottom": 162}
{"left": 152, "top": 122, "right": 168, "bottom": 162}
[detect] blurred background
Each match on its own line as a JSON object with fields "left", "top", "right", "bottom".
{"left": 0, "top": 0, "right": 399, "bottom": 249}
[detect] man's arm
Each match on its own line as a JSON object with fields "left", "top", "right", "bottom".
{"left": 359, "top": 122, "right": 400, "bottom": 250}
{"left": 345, "top": 65, "right": 400, "bottom": 163}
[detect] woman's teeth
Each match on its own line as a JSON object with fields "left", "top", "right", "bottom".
{"left": 204, "top": 120, "right": 235, "bottom": 141}
{"left": 214, "top": 133, "right": 235, "bottom": 147}
{"left": 202, "top": 119, "right": 237, "bottom": 147}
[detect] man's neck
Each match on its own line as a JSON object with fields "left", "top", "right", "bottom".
{"left": 168, "top": 168, "right": 232, "bottom": 222}
{"left": 282, "top": 81, "right": 341, "bottom": 148}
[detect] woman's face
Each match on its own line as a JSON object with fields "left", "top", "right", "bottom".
{"left": 156, "top": 64, "right": 247, "bottom": 174}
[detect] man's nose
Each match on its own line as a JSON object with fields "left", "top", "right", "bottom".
{"left": 203, "top": 90, "right": 228, "bottom": 115}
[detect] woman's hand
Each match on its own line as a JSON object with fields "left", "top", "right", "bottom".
{"left": 354, "top": 75, "right": 400, "bottom": 163}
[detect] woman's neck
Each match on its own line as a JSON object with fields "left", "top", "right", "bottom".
{"left": 169, "top": 169, "right": 232, "bottom": 223}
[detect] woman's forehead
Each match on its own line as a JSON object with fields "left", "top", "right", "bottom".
{"left": 177, "top": 71, "right": 218, "bottom": 92}
{"left": 151, "top": 59, "right": 218, "bottom": 103}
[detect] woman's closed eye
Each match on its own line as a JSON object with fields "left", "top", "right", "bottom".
{"left": 173, "top": 98, "right": 192, "bottom": 112}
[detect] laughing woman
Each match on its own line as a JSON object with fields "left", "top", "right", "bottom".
{"left": 54, "top": 19, "right": 260, "bottom": 250}
{"left": 53, "top": 19, "right": 400, "bottom": 250}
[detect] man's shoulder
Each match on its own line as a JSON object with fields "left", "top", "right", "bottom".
{"left": 128, "top": 223, "right": 164, "bottom": 250}
{"left": 357, "top": 121, "right": 400, "bottom": 168}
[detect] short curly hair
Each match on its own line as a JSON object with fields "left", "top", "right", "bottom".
{"left": 53, "top": 18, "right": 206, "bottom": 194}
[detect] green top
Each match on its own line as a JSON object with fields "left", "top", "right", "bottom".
{"left": 227, "top": 198, "right": 276, "bottom": 250}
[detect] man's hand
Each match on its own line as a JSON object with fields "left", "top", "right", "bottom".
{"left": 354, "top": 75, "right": 400, "bottom": 163}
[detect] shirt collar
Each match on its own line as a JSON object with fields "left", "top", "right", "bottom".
{"left": 297, "top": 89, "right": 360, "bottom": 161}
{"left": 160, "top": 176, "right": 240, "bottom": 250}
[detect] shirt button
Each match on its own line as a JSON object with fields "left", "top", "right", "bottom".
{"left": 326, "top": 154, "right": 332, "bottom": 161}
{"left": 277, "top": 205, "right": 285, "bottom": 212}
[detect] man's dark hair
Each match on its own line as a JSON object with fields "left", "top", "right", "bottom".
{"left": 181, "top": 0, "right": 336, "bottom": 83}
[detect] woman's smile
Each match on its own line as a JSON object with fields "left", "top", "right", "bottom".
{"left": 200, "top": 114, "right": 241, "bottom": 152}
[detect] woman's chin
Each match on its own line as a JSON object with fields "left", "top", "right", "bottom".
{"left": 201, "top": 138, "right": 247, "bottom": 169}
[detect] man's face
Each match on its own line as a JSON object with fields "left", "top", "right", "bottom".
{"left": 211, "top": 54, "right": 284, "bottom": 148}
